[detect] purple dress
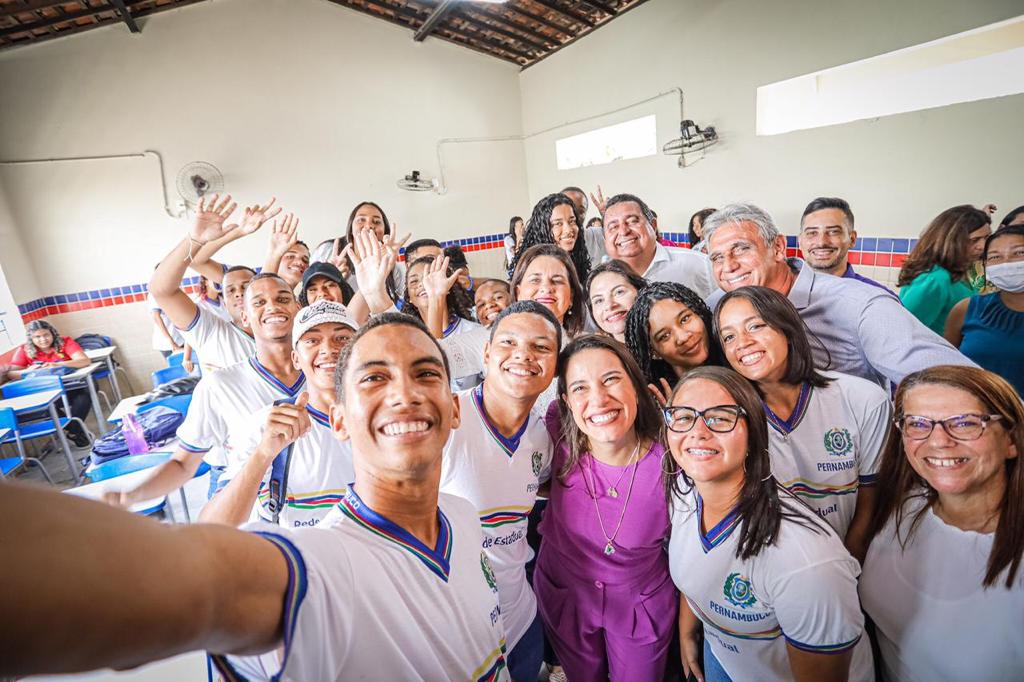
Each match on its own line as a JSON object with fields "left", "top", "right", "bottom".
{"left": 534, "top": 414, "right": 677, "bottom": 681}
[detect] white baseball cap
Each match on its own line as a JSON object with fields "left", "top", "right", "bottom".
{"left": 292, "top": 300, "right": 359, "bottom": 349}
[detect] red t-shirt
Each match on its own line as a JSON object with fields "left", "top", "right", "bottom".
{"left": 9, "top": 337, "right": 83, "bottom": 368}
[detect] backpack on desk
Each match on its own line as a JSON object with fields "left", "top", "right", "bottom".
{"left": 90, "top": 406, "right": 184, "bottom": 466}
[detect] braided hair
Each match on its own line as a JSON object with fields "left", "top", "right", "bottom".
{"left": 625, "top": 281, "right": 723, "bottom": 386}
{"left": 23, "top": 320, "right": 65, "bottom": 361}
{"left": 510, "top": 193, "right": 591, "bottom": 283}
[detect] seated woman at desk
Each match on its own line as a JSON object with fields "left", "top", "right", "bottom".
{"left": 6, "top": 320, "right": 92, "bottom": 447}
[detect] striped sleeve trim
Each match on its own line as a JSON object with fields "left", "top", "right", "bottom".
{"left": 179, "top": 439, "right": 211, "bottom": 454}
{"left": 177, "top": 308, "right": 201, "bottom": 333}
{"left": 256, "top": 532, "right": 309, "bottom": 682}
{"left": 784, "top": 632, "right": 861, "bottom": 654}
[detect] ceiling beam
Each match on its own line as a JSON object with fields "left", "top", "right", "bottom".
{"left": 577, "top": 0, "right": 617, "bottom": 16}
{"left": 480, "top": 3, "right": 571, "bottom": 39}
{"left": 529, "top": 0, "right": 594, "bottom": 29}
{"left": 109, "top": 0, "right": 139, "bottom": 32}
{"left": 0, "top": 0, "right": 81, "bottom": 15}
{"left": 457, "top": 7, "right": 554, "bottom": 48}
{"left": 0, "top": 4, "right": 113, "bottom": 38}
{"left": 340, "top": 0, "right": 424, "bottom": 29}
{"left": 413, "top": 0, "right": 457, "bottom": 42}
{"left": 442, "top": 24, "right": 533, "bottom": 60}
{"left": 454, "top": 10, "right": 551, "bottom": 52}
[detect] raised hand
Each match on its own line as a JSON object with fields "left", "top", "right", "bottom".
{"left": 422, "top": 255, "right": 461, "bottom": 301}
{"left": 327, "top": 238, "right": 351, "bottom": 279}
{"left": 268, "top": 213, "right": 300, "bottom": 258}
{"left": 589, "top": 185, "right": 608, "bottom": 216}
{"left": 647, "top": 378, "right": 673, "bottom": 407}
{"left": 191, "top": 194, "right": 238, "bottom": 244}
{"left": 347, "top": 230, "right": 396, "bottom": 296}
{"left": 238, "top": 197, "right": 281, "bottom": 236}
{"left": 256, "top": 393, "right": 311, "bottom": 463}
{"left": 382, "top": 226, "right": 411, "bottom": 257}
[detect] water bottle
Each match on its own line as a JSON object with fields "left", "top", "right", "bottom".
{"left": 122, "top": 413, "right": 150, "bottom": 455}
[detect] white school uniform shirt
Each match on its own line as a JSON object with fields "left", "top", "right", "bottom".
{"left": 196, "top": 295, "right": 233, "bottom": 322}
{"left": 635, "top": 243, "right": 717, "bottom": 298}
{"left": 764, "top": 371, "right": 891, "bottom": 536}
{"left": 438, "top": 317, "right": 490, "bottom": 391}
{"left": 148, "top": 293, "right": 185, "bottom": 351}
{"left": 176, "top": 358, "right": 305, "bottom": 468}
{"left": 861, "top": 495, "right": 1024, "bottom": 682}
{"left": 221, "top": 402, "right": 355, "bottom": 529}
{"left": 668, "top": 487, "right": 874, "bottom": 682}
{"left": 177, "top": 307, "right": 256, "bottom": 372}
{"left": 440, "top": 386, "right": 552, "bottom": 648}
{"left": 217, "top": 488, "right": 511, "bottom": 681}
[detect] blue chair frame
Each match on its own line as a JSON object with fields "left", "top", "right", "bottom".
{"left": 0, "top": 407, "right": 54, "bottom": 484}
{"left": 1, "top": 375, "right": 94, "bottom": 477}
{"left": 151, "top": 365, "right": 189, "bottom": 388}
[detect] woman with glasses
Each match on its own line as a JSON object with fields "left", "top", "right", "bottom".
{"left": 714, "top": 287, "right": 891, "bottom": 561}
{"left": 625, "top": 281, "right": 724, "bottom": 400}
{"left": 861, "top": 365, "right": 1024, "bottom": 681}
{"left": 664, "top": 366, "right": 873, "bottom": 682}
{"left": 534, "top": 335, "right": 676, "bottom": 681}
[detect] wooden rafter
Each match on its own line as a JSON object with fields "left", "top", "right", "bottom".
{"left": 0, "top": 0, "right": 653, "bottom": 68}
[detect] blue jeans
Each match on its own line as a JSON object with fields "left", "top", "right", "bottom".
{"left": 703, "top": 639, "right": 732, "bottom": 682}
{"left": 508, "top": 615, "right": 544, "bottom": 682}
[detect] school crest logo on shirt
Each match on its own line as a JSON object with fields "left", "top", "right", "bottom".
{"left": 531, "top": 451, "right": 543, "bottom": 477}
{"left": 481, "top": 552, "right": 498, "bottom": 593}
{"left": 823, "top": 427, "right": 854, "bottom": 457}
{"left": 723, "top": 572, "right": 757, "bottom": 609}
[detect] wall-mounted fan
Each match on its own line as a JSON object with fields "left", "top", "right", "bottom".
{"left": 175, "top": 161, "right": 224, "bottom": 207}
{"left": 396, "top": 170, "right": 437, "bottom": 192}
{"left": 663, "top": 120, "right": 719, "bottom": 167}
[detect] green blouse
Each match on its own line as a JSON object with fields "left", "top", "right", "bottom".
{"left": 899, "top": 265, "right": 975, "bottom": 335}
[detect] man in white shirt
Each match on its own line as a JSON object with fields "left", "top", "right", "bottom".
{"left": 1, "top": 313, "right": 510, "bottom": 682}
{"left": 201, "top": 300, "right": 358, "bottom": 528}
{"left": 602, "top": 193, "right": 716, "bottom": 297}
{"left": 440, "top": 300, "right": 560, "bottom": 681}
{"left": 703, "top": 203, "right": 974, "bottom": 388}
{"left": 105, "top": 195, "right": 304, "bottom": 508}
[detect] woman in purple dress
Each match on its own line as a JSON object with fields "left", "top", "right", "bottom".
{"left": 536, "top": 334, "right": 677, "bottom": 681}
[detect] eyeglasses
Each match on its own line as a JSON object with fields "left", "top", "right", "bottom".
{"left": 663, "top": 405, "right": 746, "bottom": 433}
{"left": 895, "top": 413, "right": 1005, "bottom": 441}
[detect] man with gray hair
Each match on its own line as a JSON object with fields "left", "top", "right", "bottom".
{"left": 602, "top": 193, "right": 716, "bottom": 297}
{"left": 704, "top": 202, "right": 973, "bottom": 388}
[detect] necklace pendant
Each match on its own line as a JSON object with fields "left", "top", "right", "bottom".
{"left": 603, "top": 542, "right": 616, "bottom": 556}
{"left": 607, "top": 486, "right": 619, "bottom": 498}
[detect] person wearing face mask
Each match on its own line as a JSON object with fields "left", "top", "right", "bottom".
{"left": 199, "top": 301, "right": 358, "bottom": 528}
{"left": 511, "top": 193, "right": 591, "bottom": 284}
{"left": 585, "top": 260, "right": 647, "bottom": 344}
{"left": 897, "top": 205, "right": 992, "bottom": 334}
{"left": 714, "top": 287, "right": 891, "bottom": 561}
{"left": 535, "top": 335, "right": 677, "bottom": 682}
{"left": 664, "top": 367, "right": 873, "bottom": 682}
{"left": 860, "top": 365, "right": 1024, "bottom": 682}
{"left": 625, "top": 281, "right": 724, "bottom": 401}
{"left": 944, "top": 225, "right": 1024, "bottom": 396}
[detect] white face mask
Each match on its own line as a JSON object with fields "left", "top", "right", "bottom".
{"left": 985, "top": 260, "right": 1024, "bottom": 293}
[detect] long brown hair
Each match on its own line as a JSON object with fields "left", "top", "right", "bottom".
{"left": 897, "top": 205, "right": 990, "bottom": 286}
{"left": 554, "top": 334, "right": 663, "bottom": 481}
{"left": 866, "top": 365, "right": 1024, "bottom": 588}
{"left": 662, "top": 366, "right": 828, "bottom": 559}
{"left": 511, "top": 244, "right": 585, "bottom": 337}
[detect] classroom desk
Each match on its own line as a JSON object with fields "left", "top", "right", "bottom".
{"left": 107, "top": 392, "right": 148, "bottom": 424}
{"left": 63, "top": 362, "right": 108, "bottom": 434}
{"left": 84, "top": 346, "right": 122, "bottom": 402}
{"left": 0, "top": 389, "right": 78, "bottom": 479}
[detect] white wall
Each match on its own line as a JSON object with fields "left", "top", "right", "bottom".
{"left": 0, "top": 0, "right": 527, "bottom": 299}
{"left": 519, "top": 0, "right": 1024, "bottom": 238}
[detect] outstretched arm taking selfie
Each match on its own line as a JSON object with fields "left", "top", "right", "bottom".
{"left": 0, "top": 483, "right": 288, "bottom": 678}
